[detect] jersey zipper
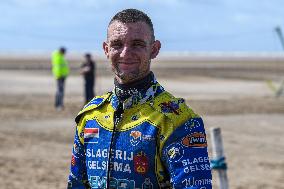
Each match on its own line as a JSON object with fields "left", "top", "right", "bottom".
{"left": 106, "top": 103, "right": 123, "bottom": 188}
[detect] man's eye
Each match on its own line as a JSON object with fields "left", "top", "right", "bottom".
{"left": 111, "top": 43, "right": 122, "bottom": 49}
{"left": 133, "top": 42, "right": 145, "bottom": 47}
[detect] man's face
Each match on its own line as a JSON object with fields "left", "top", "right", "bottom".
{"left": 103, "top": 21, "right": 161, "bottom": 84}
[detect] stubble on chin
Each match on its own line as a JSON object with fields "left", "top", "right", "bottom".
{"left": 112, "top": 62, "right": 151, "bottom": 84}
{"left": 115, "top": 71, "right": 139, "bottom": 84}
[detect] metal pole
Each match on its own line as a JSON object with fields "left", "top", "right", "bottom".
{"left": 275, "top": 26, "right": 284, "bottom": 50}
{"left": 210, "top": 127, "right": 229, "bottom": 189}
{"left": 274, "top": 26, "right": 284, "bottom": 97}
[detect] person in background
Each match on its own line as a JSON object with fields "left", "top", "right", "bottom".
{"left": 67, "top": 9, "right": 212, "bottom": 189}
{"left": 51, "top": 47, "right": 69, "bottom": 111}
{"left": 80, "top": 53, "right": 96, "bottom": 104}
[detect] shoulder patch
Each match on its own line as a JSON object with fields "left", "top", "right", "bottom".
{"left": 159, "top": 98, "right": 185, "bottom": 115}
{"left": 75, "top": 92, "right": 112, "bottom": 124}
{"left": 152, "top": 92, "right": 199, "bottom": 122}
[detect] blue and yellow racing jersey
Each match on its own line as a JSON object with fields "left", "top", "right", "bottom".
{"left": 67, "top": 77, "right": 212, "bottom": 189}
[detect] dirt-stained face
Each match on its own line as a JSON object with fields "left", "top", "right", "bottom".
{"left": 103, "top": 21, "right": 161, "bottom": 84}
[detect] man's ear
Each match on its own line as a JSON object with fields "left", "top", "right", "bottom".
{"left": 150, "top": 40, "right": 161, "bottom": 59}
{"left": 103, "top": 41, "right": 109, "bottom": 59}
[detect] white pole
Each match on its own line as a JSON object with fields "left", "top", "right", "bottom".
{"left": 210, "top": 127, "right": 229, "bottom": 189}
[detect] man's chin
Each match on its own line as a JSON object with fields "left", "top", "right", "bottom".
{"left": 116, "top": 73, "right": 138, "bottom": 84}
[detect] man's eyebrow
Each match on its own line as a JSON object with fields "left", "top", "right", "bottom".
{"left": 109, "top": 39, "right": 121, "bottom": 44}
{"left": 132, "top": 39, "right": 147, "bottom": 44}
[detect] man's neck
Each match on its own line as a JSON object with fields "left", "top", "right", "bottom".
{"left": 114, "top": 72, "right": 154, "bottom": 102}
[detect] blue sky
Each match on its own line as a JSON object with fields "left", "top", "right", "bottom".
{"left": 1, "top": 0, "right": 284, "bottom": 52}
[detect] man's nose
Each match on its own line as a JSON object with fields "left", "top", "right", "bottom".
{"left": 120, "top": 45, "right": 132, "bottom": 58}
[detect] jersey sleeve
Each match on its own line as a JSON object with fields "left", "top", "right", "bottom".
{"left": 161, "top": 117, "right": 212, "bottom": 189}
{"left": 67, "top": 120, "right": 90, "bottom": 189}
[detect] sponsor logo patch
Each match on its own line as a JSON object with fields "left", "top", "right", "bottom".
{"left": 167, "top": 143, "right": 184, "bottom": 162}
{"left": 130, "top": 131, "right": 142, "bottom": 146}
{"left": 182, "top": 132, "right": 207, "bottom": 147}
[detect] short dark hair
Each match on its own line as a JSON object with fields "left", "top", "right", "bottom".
{"left": 59, "top": 47, "right": 66, "bottom": 54}
{"left": 85, "top": 53, "right": 91, "bottom": 58}
{"left": 109, "top": 9, "right": 155, "bottom": 40}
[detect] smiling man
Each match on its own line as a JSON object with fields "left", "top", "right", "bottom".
{"left": 103, "top": 15, "right": 160, "bottom": 84}
{"left": 67, "top": 9, "right": 212, "bottom": 189}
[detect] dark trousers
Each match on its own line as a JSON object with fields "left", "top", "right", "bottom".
{"left": 55, "top": 77, "right": 65, "bottom": 108}
{"left": 85, "top": 79, "right": 94, "bottom": 103}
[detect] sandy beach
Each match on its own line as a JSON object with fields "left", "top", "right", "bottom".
{"left": 0, "top": 56, "right": 283, "bottom": 189}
